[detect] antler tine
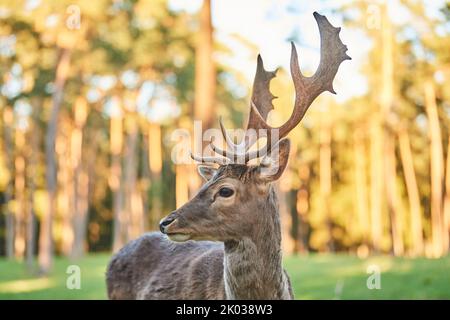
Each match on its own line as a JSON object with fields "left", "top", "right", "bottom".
{"left": 244, "top": 142, "right": 269, "bottom": 163}
{"left": 210, "top": 136, "right": 269, "bottom": 163}
{"left": 190, "top": 152, "right": 230, "bottom": 165}
{"left": 218, "top": 117, "right": 250, "bottom": 152}
{"left": 219, "top": 117, "right": 239, "bottom": 150}
{"left": 209, "top": 138, "right": 235, "bottom": 161}
{"left": 249, "top": 12, "right": 351, "bottom": 142}
{"left": 209, "top": 140, "right": 227, "bottom": 157}
{"left": 246, "top": 55, "right": 278, "bottom": 132}
{"left": 213, "top": 45, "right": 277, "bottom": 159}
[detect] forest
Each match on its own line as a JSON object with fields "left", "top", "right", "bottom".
{"left": 0, "top": 0, "right": 449, "bottom": 299}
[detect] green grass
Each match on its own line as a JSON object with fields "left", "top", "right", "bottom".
{"left": 0, "top": 254, "right": 109, "bottom": 299}
{"left": 285, "top": 254, "right": 450, "bottom": 299}
{"left": 0, "top": 253, "right": 449, "bottom": 299}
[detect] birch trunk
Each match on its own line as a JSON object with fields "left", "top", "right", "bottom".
{"left": 123, "top": 114, "right": 141, "bottom": 240}
{"left": 14, "top": 128, "right": 26, "bottom": 260}
{"left": 26, "top": 102, "right": 40, "bottom": 270}
{"left": 40, "top": 48, "right": 71, "bottom": 273}
{"left": 424, "top": 80, "right": 445, "bottom": 257}
{"left": 148, "top": 122, "right": 163, "bottom": 227}
{"left": 2, "top": 107, "right": 14, "bottom": 259}
{"left": 176, "top": 164, "right": 189, "bottom": 209}
{"left": 385, "top": 137, "right": 404, "bottom": 255}
{"left": 398, "top": 127, "right": 424, "bottom": 256}
{"left": 380, "top": 4, "right": 403, "bottom": 255}
{"left": 319, "top": 118, "right": 334, "bottom": 252}
{"left": 191, "top": 0, "right": 216, "bottom": 194}
{"left": 353, "top": 129, "right": 370, "bottom": 244}
{"left": 194, "top": 0, "right": 215, "bottom": 135}
{"left": 296, "top": 163, "right": 311, "bottom": 253}
{"left": 278, "top": 180, "right": 295, "bottom": 255}
{"left": 370, "top": 115, "right": 384, "bottom": 252}
{"left": 110, "top": 112, "right": 125, "bottom": 253}
{"left": 70, "top": 97, "right": 88, "bottom": 258}
{"left": 443, "top": 137, "right": 450, "bottom": 253}
{"left": 58, "top": 121, "right": 73, "bottom": 256}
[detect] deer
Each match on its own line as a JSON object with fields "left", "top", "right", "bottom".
{"left": 106, "top": 12, "right": 350, "bottom": 300}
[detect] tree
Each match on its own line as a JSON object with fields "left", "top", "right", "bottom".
{"left": 40, "top": 47, "right": 72, "bottom": 273}
{"left": 424, "top": 80, "right": 445, "bottom": 257}
{"left": 398, "top": 125, "right": 424, "bottom": 256}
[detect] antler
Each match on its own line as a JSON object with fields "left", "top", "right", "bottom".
{"left": 190, "top": 152, "right": 230, "bottom": 165}
{"left": 247, "top": 54, "right": 278, "bottom": 132}
{"left": 250, "top": 12, "right": 351, "bottom": 146}
{"left": 193, "top": 12, "right": 350, "bottom": 165}
{"left": 207, "top": 46, "right": 278, "bottom": 163}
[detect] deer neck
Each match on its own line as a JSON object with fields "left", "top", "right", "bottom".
{"left": 223, "top": 186, "right": 290, "bottom": 300}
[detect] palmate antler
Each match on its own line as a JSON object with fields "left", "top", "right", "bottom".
{"left": 191, "top": 12, "right": 351, "bottom": 165}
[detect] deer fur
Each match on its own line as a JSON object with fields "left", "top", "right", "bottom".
{"left": 107, "top": 144, "right": 294, "bottom": 299}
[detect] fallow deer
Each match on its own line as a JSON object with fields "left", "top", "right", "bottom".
{"left": 106, "top": 12, "right": 350, "bottom": 300}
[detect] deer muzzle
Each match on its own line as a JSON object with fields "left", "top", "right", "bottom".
{"left": 159, "top": 215, "right": 175, "bottom": 233}
{"left": 159, "top": 212, "right": 191, "bottom": 242}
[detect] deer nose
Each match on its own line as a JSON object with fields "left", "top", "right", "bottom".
{"left": 159, "top": 216, "right": 175, "bottom": 233}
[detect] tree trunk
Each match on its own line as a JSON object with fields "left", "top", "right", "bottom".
{"left": 176, "top": 164, "right": 189, "bottom": 209}
{"left": 194, "top": 0, "right": 216, "bottom": 136}
{"left": 319, "top": 118, "right": 334, "bottom": 252}
{"left": 148, "top": 122, "right": 163, "bottom": 227}
{"left": 71, "top": 167, "right": 89, "bottom": 258}
{"left": 353, "top": 129, "right": 370, "bottom": 245}
{"left": 443, "top": 137, "right": 450, "bottom": 253}
{"left": 289, "top": 190, "right": 299, "bottom": 254}
{"left": 398, "top": 127, "right": 424, "bottom": 256}
{"left": 385, "top": 137, "right": 404, "bottom": 256}
{"left": 424, "top": 80, "right": 445, "bottom": 257}
{"left": 58, "top": 120, "right": 73, "bottom": 256}
{"left": 191, "top": 0, "right": 216, "bottom": 194}
{"left": 140, "top": 130, "right": 151, "bottom": 231}
{"left": 26, "top": 101, "right": 40, "bottom": 270}
{"left": 14, "top": 128, "right": 26, "bottom": 260}
{"left": 296, "top": 164, "right": 310, "bottom": 253}
{"left": 2, "top": 106, "right": 14, "bottom": 259}
{"left": 70, "top": 97, "right": 88, "bottom": 259}
{"left": 380, "top": 5, "right": 403, "bottom": 255}
{"left": 40, "top": 48, "right": 71, "bottom": 273}
{"left": 123, "top": 114, "right": 141, "bottom": 241}
{"left": 369, "top": 114, "right": 384, "bottom": 252}
{"left": 4, "top": 186, "right": 14, "bottom": 259}
{"left": 110, "top": 112, "right": 125, "bottom": 253}
{"left": 278, "top": 179, "right": 295, "bottom": 255}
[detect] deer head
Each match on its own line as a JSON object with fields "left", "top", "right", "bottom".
{"left": 159, "top": 12, "right": 350, "bottom": 243}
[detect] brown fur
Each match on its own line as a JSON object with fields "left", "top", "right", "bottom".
{"left": 107, "top": 233, "right": 225, "bottom": 299}
{"left": 106, "top": 140, "right": 294, "bottom": 300}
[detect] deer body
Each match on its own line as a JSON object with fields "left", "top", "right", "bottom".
{"left": 107, "top": 233, "right": 226, "bottom": 299}
{"left": 106, "top": 12, "right": 349, "bottom": 300}
{"left": 107, "top": 170, "right": 293, "bottom": 300}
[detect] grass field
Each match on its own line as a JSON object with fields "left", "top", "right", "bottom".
{"left": 0, "top": 253, "right": 449, "bottom": 299}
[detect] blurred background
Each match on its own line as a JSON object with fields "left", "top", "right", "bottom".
{"left": 0, "top": 0, "right": 449, "bottom": 299}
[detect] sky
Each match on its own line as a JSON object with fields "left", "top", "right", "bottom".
{"left": 169, "top": 0, "right": 447, "bottom": 103}
{"left": 169, "top": 0, "right": 368, "bottom": 102}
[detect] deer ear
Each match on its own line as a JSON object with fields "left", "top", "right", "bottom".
{"left": 257, "top": 139, "right": 290, "bottom": 182}
{"left": 197, "top": 165, "right": 217, "bottom": 181}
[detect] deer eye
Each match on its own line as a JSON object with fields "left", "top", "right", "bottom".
{"left": 218, "top": 187, "right": 234, "bottom": 198}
